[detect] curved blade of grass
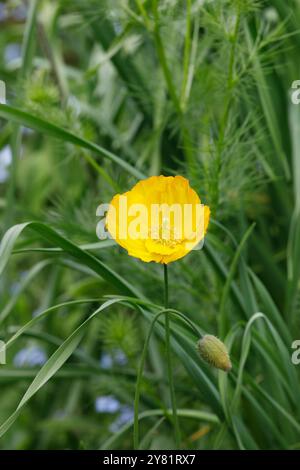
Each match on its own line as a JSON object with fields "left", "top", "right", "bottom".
{"left": 0, "top": 367, "right": 106, "bottom": 382}
{"left": 240, "top": 367, "right": 300, "bottom": 434}
{"left": 138, "top": 417, "right": 165, "bottom": 450}
{"left": 131, "top": 304, "right": 224, "bottom": 420}
{"left": 0, "top": 259, "right": 52, "bottom": 324}
{"left": 210, "top": 220, "right": 257, "bottom": 318}
{"left": 244, "top": 24, "right": 290, "bottom": 179}
{"left": 0, "top": 298, "right": 121, "bottom": 438}
{"left": 252, "top": 334, "right": 296, "bottom": 406}
{"left": 1, "top": 225, "right": 225, "bottom": 431}
{"left": 170, "top": 329, "right": 222, "bottom": 416}
{"left": 232, "top": 312, "right": 298, "bottom": 412}
{"left": 231, "top": 415, "right": 258, "bottom": 450}
{"left": 286, "top": 196, "right": 300, "bottom": 321}
{"left": 5, "top": 299, "right": 99, "bottom": 349}
{"left": 0, "top": 104, "right": 145, "bottom": 180}
{"left": 219, "top": 323, "right": 242, "bottom": 423}
{"left": 219, "top": 223, "right": 255, "bottom": 337}
{"left": 242, "top": 385, "right": 289, "bottom": 448}
{"left": 107, "top": 300, "right": 223, "bottom": 420}
{"left": 133, "top": 307, "right": 201, "bottom": 448}
{"left": 7, "top": 328, "right": 106, "bottom": 371}
{"left": 0, "top": 222, "right": 142, "bottom": 298}
{"left": 12, "top": 240, "right": 116, "bottom": 255}
{"left": 205, "top": 240, "right": 246, "bottom": 316}
{"left": 214, "top": 322, "right": 246, "bottom": 449}
{"left": 100, "top": 408, "right": 220, "bottom": 450}
{"left": 248, "top": 268, "right": 292, "bottom": 345}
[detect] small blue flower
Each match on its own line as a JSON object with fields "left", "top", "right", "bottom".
{"left": 100, "top": 353, "right": 113, "bottom": 369}
{"left": 0, "top": 3, "right": 27, "bottom": 23}
{"left": 21, "top": 126, "right": 34, "bottom": 136}
{"left": 114, "top": 349, "right": 127, "bottom": 366}
{"left": 4, "top": 43, "right": 22, "bottom": 64}
{"left": 14, "top": 346, "right": 47, "bottom": 367}
{"left": 9, "top": 271, "right": 29, "bottom": 295}
{"left": 100, "top": 349, "right": 128, "bottom": 370}
{"left": 0, "top": 3, "right": 6, "bottom": 22}
{"left": 109, "top": 405, "right": 134, "bottom": 433}
{"left": 12, "top": 4, "right": 27, "bottom": 21}
{"left": 0, "top": 146, "right": 12, "bottom": 183}
{"left": 10, "top": 282, "right": 20, "bottom": 296}
{"left": 95, "top": 396, "right": 121, "bottom": 414}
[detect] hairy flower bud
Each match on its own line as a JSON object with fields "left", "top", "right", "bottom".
{"left": 197, "top": 335, "right": 232, "bottom": 372}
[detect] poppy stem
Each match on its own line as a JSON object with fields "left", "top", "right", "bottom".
{"left": 164, "top": 264, "right": 181, "bottom": 448}
{"left": 164, "top": 263, "right": 169, "bottom": 309}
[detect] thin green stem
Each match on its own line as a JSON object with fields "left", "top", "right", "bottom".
{"left": 164, "top": 263, "right": 169, "bottom": 309}
{"left": 4, "top": 0, "right": 38, "bottom": 230}
{"left": 213, "top": 2, "right": 241, "bottom": 212}
{"left": 152, "top": 15, "right": 181, "bottom": 114}
{"left": 180, "top": 0, "right": 192, "bottom": 108}
{"left": 135, "top": 0, "right": 151, "bottom": 29}
{"left": 151, "top": 0, "right": 195, "bottom": 168}
{"left": 164, "top": 264, "right": 181, "bottom": 447}
{"left": 133, "top": 306, "right": 198, "bottom": 449}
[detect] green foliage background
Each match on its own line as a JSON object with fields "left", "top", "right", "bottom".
{"left": 0, "top": 0, "right": 300, "bottom": 450}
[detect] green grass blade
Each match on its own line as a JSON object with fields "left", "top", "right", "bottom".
{"left": 0, "top": 259, "right": 52, "bottom": 324}
{"left": 0, "top": 298, "right": 121, "bottom": 437}
{"left": 0, "top": 104, "right": 146, "bottom": 180}
{"left": 0, "top": 222, "right": 142, "bottom": 298}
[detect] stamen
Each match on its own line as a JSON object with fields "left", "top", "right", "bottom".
{"left": 149, "top": 222, "right": 181, "bottom": 247}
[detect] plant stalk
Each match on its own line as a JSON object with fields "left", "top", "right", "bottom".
{"left": 164, "top": 264, "right": 181, "bottom": 447}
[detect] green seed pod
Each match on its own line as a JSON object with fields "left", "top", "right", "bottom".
{"left": 197, "top": 335, "right": 232, "bottom": 372}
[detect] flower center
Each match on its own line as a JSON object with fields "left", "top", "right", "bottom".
{"left": 148, "top": 218, "right": 182, "bottom": 248}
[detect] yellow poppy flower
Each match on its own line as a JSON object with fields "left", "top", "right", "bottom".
{"left": 106, "top": 175, "right": 210, "bottom": 264}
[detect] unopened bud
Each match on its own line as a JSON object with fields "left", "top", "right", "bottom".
{"left": 197, "top": 335, "right": 232, "bottom": 372}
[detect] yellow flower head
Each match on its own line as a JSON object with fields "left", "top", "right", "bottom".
{"left": 106, "top": 175, "right": 210, "bottom": 264}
